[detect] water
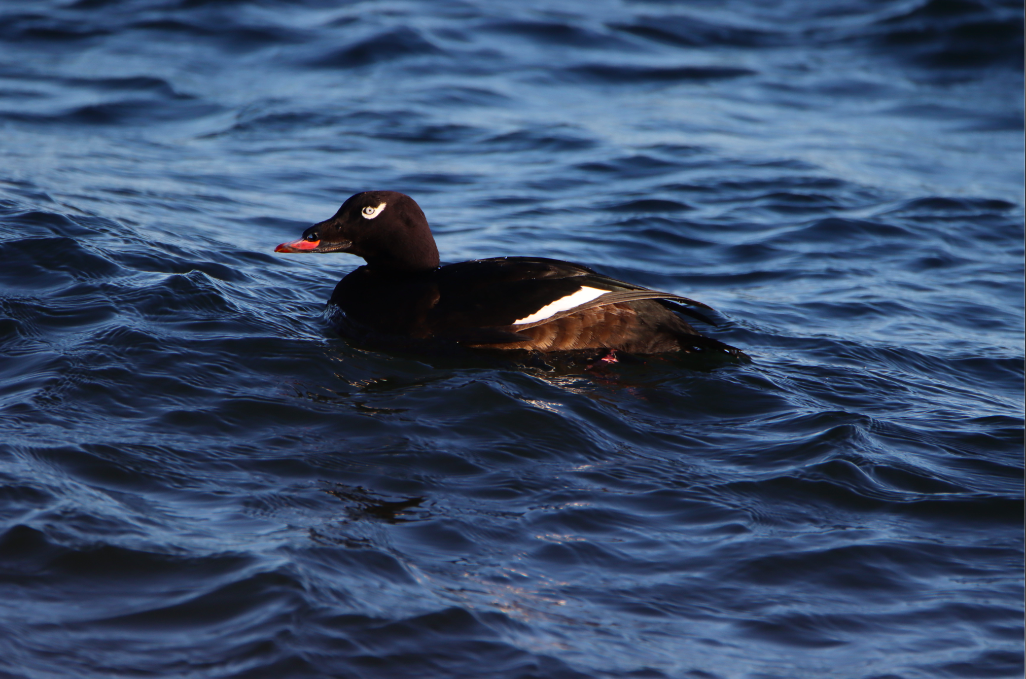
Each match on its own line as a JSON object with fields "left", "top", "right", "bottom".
{"left": 0, "top": 1, "right": 1023, "bottom": 677}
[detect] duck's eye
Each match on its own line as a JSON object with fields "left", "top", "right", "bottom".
{"left": 304, "top": 232, "right": 319, "bottom": 241}
{"left": 361, "top": 203, "right": 386, "bottom": 219}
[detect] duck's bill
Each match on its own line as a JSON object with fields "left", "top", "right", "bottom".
{"left": 274, "top": 239, "right": 322, "bottom": 253}
{"left": 274, "top": 238, "right": 321, "bottom": 253}
{"left": 274, "top": 239, "right": 354, "bottom": 254}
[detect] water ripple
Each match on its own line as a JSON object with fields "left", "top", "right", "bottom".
{"left": 0, "top": 0, "right": 1022, "bottom": 677}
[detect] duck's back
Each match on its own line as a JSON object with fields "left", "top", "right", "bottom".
{"left": 328, "top": 257, "right": 745, "bottom": 357}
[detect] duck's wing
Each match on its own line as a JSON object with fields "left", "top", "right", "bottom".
{"left": 427, "top": 257, "right": 714, "bottom": 341}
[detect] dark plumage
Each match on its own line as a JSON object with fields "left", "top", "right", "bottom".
{"left": 275, "top": 191, "right": 747, "bottom": 359}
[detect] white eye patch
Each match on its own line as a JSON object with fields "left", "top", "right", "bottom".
{"left": 361, "top": 203, "right": 386, "bottom": 219}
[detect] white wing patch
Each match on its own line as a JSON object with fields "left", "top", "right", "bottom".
{"left": 512, "top": 286, "right": 608, "bottom": 325}
{"left": 361, "top": 203, "right": 386, "bottom": 219}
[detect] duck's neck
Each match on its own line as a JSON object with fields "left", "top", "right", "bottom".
{"left": 361, "top": 259, "right": 439, "bottom": 278}
{"left": 363, "top": 230, "right": 439, "bottom": 273}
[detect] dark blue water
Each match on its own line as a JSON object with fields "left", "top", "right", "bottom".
{"left": 1, "top": 1, "right": 1023, "bottom": 677}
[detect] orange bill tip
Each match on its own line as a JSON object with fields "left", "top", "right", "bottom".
{"left": 274, "top": 239, "right": 320, "bottom": 253}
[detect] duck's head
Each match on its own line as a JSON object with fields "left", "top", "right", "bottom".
{"left": 275, "top": 190, "right": 440, "bottom": 272}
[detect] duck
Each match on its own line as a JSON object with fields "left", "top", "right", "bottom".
{"left": 275, "top": 191, "right": 747, "bottom": 360}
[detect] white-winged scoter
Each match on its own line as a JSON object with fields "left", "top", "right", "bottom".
{"left": 275, "top": 191, "right": 747, "bottom": 359}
